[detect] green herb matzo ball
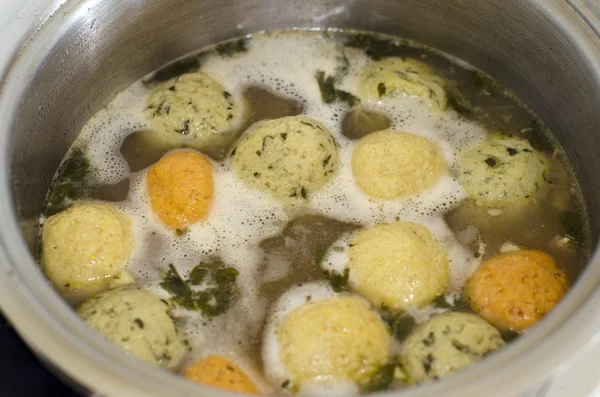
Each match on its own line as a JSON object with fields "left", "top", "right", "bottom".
{"left": 352, "top": 130, "right": 446, "bottom": 199}
{"left": 42, "top": 202, "right": 134, "bottom": 303}
{"left": 276, "top": 296, "right": 390, "bottom": 389}
{"left": 230, "top": 115, "right": 340, "bottom": 201}
{"left": 146, "top": 72, "right": 239, "bottom": 145}
{"left": 458, "top": 136, "right": 547, "bottom": 206}
{"left": 401, "top": 312, "right": 505, "bottom": 384}
{"left": 358, "top": 57, "right": 447, "bottom": 109}
{"left": 348, "top": 222, "right": 449, "bottom": 310}
{"left": 78, "top": 287, "right": 187, "bottom": 369}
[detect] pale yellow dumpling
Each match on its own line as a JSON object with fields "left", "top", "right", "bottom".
{"left": 42, "top": 202, "right": 134, "bottom": 303}
{"left": 402, "top": 312, "right": 505, "bottom": 384}
{"left": 78, "top": 287, "right": 187, "bottom": 369}
{"left": 358, "top": 57, "right": 447, "bottom": 109}
{"left": 276, "top": 296, "right": 390, "bottom": 390}
{"left": 352, "top": 130, "right": 446, "bottom": 199}
{"left": 146, "top": 72, "right": 240, "bottom": 146}
{"left": 349, "top": 222, "right": 449, "bottom": 310}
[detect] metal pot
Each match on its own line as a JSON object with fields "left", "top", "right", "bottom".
{"left": 1, "top": 0, "right": 600, "bottom": 396}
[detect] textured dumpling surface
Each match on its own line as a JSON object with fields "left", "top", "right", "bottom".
{"left": 42, "top": 202, "right": 134, "bottom": 302}
{"left": 465, "top": 250, "right": 568, "bottom": 331}
{"left": 458, "top": 136, "right": 547, "bottom": 206}
{"left": 184, "top": 355, "right": 259, "bottom": 394}
{"left": 352, "top": 130, "right": 446, "bottom": 199}
{"left": 78, "top": 287, "right": 187, "bottom": 369}
{"left": 358, "top": 57, "right": 447, "bottom": 109}
{"left": 276, "top": 296, "right": 390, "bottom": 389}
{"left": 145, "top": 72, "right": 239, "bottom": 145}
{"left": 146, "top": 150, "right": 214, "bottom": 230}
{"left": 402, "top": 312, "right": 505, "bottom": 384}
{"left": 349, "top": 222, "right": 449, "bottom": 310}
{"left": 231, "top": 115, "right": 339, "bottom": 201}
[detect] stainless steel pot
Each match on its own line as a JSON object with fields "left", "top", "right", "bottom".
{"left": 1, "top": 0, "right": 600, "bottom": 396}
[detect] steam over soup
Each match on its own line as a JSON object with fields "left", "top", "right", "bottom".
{"left": 39, "top": 29, "right": 590, "bottom": 395}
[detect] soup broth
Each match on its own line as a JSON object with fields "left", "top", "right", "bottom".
{"left": 38, "top": 29, "right": 590, "bottom": 395}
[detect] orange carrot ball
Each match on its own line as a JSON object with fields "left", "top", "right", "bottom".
{"left": 466, "top": 250, "right": 568, "bottom": 332}
{"left": 184, "top": 355, "right": 259, "bottom": 394}
{"left": 146, "top": 150, "right": 214, "bottom": 229}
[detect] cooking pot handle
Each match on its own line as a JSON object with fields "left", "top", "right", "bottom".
{"left": 568, "top": 0, "right": 600, "bottom": 37}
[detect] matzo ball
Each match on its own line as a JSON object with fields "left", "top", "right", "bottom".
{"left": 42, "top": 202, "right": 134, "bottom": 303}
{"left": 458, "top": 136, "right": 547, "bottom": 206}
{"left": 275, "top": 296, "right": 390, "bottom": 391}
{"left": 78, "top": 286, "right": 187, "bottom": 369}
{"left": 146, "top": 150, "right": 214, "bottom": 230}
{"left": 146, "top": 72, "right": 240, "bottom": 146}
{"left": 230, "top": 115, "right": 339, "bottom": 201}
{"left": 349, "top": 222, "right": 449, "bottom": 310}
{"left": 351, "top": 130, "right": 446, "bottom": 199}
{"left": 466, "top": 250, "right": 568, "bottom": 332}
{"left": 358, "top": 57, "right": 447, "bottom": 109}
{"left": 402, "top": 312, "right": 504, "bottom": 384}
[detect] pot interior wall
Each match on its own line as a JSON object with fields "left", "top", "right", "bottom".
{"left": 7, "top": 0, "right": 600, "bottom": 255}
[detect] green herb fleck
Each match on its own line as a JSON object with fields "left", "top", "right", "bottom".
{"left": 175, "top": 119, "right": 190, "bottom": 135}
{"left": 189, "top": 264, "right": 209, "bottom": 285}
{"left": 43, "top": 147, "right": 90, "bottom": 216}
{"left": 393, "top": 314, "right": 417, "bottom": 341}
{"left": 451, "top": 340, "right": 472, "bottom": 354}
{"left": 175, "top": 228, "right": 189, "bottom": 237}
{"left": 484, "top": 157, "right": 497, "bottom": 167}
{"left": 315, "top": 70, "right": 360, "bottom": 107}
{"left": 423, "top": 332, "right": 435, "bottom": 346}
{"left": 315, "top": 246, "right": 328, "bottom": 266}
{"left": 160, "top": 264, "right": 195, "bottom": 310}
{"left": 300, "top": 187, "right": 308, "bottom": 199}
{"left": 327, "top": 268, "right": 350, "bottom": 292}
{"left": 134, "top": 318, "right": 145, "bottom": 329}
{"left": 361, "top": 363, "right": 395, "bottom": 392}
{"left": 506, "top": 147, "right": 519, "bottom": 156}
{"left": 160, "top": 263, "right": 240, "bottom": 317}
{"left": 377, "top": 82, "right": 387, "bottom": 97}
{"left": 422, "top": 354, "right": 435, "bottom": 375}
{"left": 215, "top": 38, "right": 249, "bottom": 57}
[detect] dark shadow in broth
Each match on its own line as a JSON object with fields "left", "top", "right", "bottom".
{"left": 341, "top": 107, "right": 391, "bottom": 140}
{"left": 259, "top": 214, "right": 360, "bottom": 302}
{"left": 89, "top": 178, "right": 131, "bottom": 202}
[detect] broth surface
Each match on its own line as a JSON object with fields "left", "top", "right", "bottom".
{"left": 39, "top": 29, "right": 590, "bottom": 394}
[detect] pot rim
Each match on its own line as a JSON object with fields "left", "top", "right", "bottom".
{"left": 1, "top": 1, "right": 600, "bottom": 396}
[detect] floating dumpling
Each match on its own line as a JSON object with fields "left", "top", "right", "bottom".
{"left": 231, "top": 115, "right": 339, "bottom": 201}
{"left": 465, "top": 250, "right": 568, "bottom": 331}
{"left": 358, "top": 57, "right": 447, "bottom": 109}
{"left": 348, "top": 222, "right": 449, "bottom": 310}
{"left": 42, "top": 202, "right": 134, "bottom": 302}
{"left": 402, "top": 312, "right": 505, "bottom": 384}
{"left": 146, "top": 150, "right": 214, "bottom": 230}
{"left": 263, "top": 286, "right": 390, "bottom": 394}
{"left": 351, "top": 130, "right": 446, "bottom": 199}
{"left": 145, "top": 72, "right": 240, "bottom": 146}
{"left": 184, "top": 355, "right": 259, "bottom": 394}
{"left": 458, "top": 136, "right": 548, "bottom": 206}
{"left": 78, "top": 286, "right": 187, "bottom": 369}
